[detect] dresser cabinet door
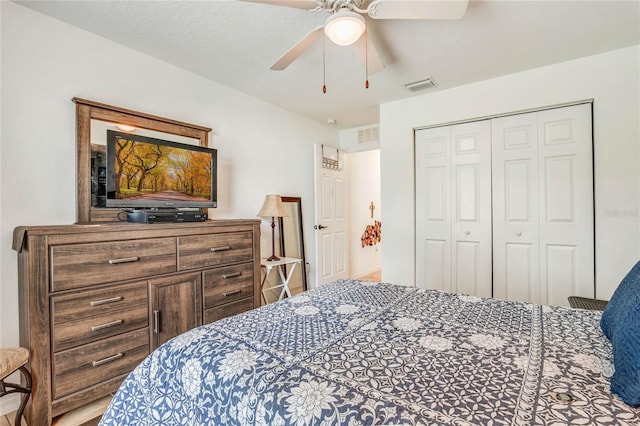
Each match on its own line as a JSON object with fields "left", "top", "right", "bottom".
{"left": 149, "top": 272, "right": 202, "bottom": 349}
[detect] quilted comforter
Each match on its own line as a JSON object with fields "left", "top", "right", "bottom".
{"left": 99, "top": 279, "right": 640, "bottom": 425}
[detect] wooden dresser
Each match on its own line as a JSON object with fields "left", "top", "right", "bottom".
{"left": 12, "top": 219, "right": 261, "bottom": 424}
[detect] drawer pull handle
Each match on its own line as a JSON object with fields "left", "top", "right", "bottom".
{"left": 153, "top": 310, "right": 160, "bottom": 335}
{"left": 222, "top": 272, "right": 242, "bottom": 279}
{"left": 92, "top": 352, "right": 124, "bottom": 368}
{"left": 210, "top": 246, "right": 231, "bottom": 252}
{"left": 223, "top": 289, "right": 242, "bottom": 297}
{"left": 90, "top": 296, "right": 123, "bottom": 307}
{"left": 108, "top": 257, "right": 140, "bottom": 265}
{"left": 91, "top": 319, "right": 123, "bottom": 332}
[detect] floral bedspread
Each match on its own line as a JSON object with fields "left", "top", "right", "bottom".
{"left": 99, "top": 279, "right": 640, "bottom": 425}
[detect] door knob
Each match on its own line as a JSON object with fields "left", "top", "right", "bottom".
{"left": 464, "top": 231, "right": 470, "bottom": 235}
{"left": 516, "top": 232, "right": 522, "bottom": 237}
{"left": 313, "top": 225, "right": 328, "bottom": 230}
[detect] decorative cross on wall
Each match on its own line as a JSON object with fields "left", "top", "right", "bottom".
{"left": 369, "top": 201, "right": 375, "bottom": 219}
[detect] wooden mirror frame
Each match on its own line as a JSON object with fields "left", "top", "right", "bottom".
{"left": 278, "top": 196, "right": 308, "bottom": 292}
{"left": 73, "top": 98, "right": 212, "bottom": 223}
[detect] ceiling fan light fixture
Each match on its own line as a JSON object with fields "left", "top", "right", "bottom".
{"left": 324, "top": 10, "right": 366, "bottom": 46}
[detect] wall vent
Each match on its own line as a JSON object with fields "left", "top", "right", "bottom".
{"left": 358, "top": 126, "right": 380, "bottom": 144}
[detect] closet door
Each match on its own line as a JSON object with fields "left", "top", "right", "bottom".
{"left": 451, "top": 121, "right": 492, "bottom": 297}
{"left": 537, "top": 104, "right": 594, "bottom": 305}
{"left": 492, "top": 112, "right": 541, "bottom": 302}
{"left": 415, "top": 126, "right": 452, "bottom": 291}
{"left": 415, "top": 121, "right": 492, "bottom": 296}
{"left": 492, "top": 104, "right": 594, "bottom": 305}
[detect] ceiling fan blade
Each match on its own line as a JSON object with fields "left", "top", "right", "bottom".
{"left": 353, "top": 31, "right": 384, "bottom": 75}
{"left": 241, "top": 0, "right": 322, "bottom": 10}
{"left": 271, "top": 26, "right": 324, "bottom": 70}
{"left": 368, "top": 0, "right": 468, "bottom": 20}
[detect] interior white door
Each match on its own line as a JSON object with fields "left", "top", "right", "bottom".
{"left": 450, "top": 121, "right": 492, "bottom": 297}
{"left": 537, "top": 104, "right": 594, "bottom": 305}
{"left": 492, "top": 104, "right": 594, "bottom": 305}
{"left": 492, "top": 112, "right": 541, "bottom": 303}
{"left": 415, "top": 120, "right": 492, "bottom": 296}
{"left": 313, "top": 144, "right": 348, "bottom": 286}
{"left": 415, "top": 126, "right": 452, "bottom": 291}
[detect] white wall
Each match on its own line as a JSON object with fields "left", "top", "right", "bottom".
{"left": 380, "top": 45, "right": 640, "bottom": 300}
{"left": 0, "top": 2, "right": 338, "bottom": 354}
{"left": 348, "top": 150, "right": 381, "bottom": 278}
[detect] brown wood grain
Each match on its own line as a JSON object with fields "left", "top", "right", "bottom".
{"left": 149, "top": 272, "right": 202, "bottom": 350}
{"left": 76, "top": 103, "right": 93, "bottom": 224}
{"left": 14, "top": 220, "right": 260, "bottom": 424}
{"left": 204, "top": 297, "right": 254, "bottom": 324}
{"left": 52, "top": 328, "right": 149, "bottom": 399}
{"left": 50, "top": 238, "right": 177, "bottom": 291}
{"left": 178, "top": 231, "right": 253, "bottom": 270}
{"left": 203, "top": 262, "right": 254, "bottom": 308}
{"left": 51, "top": 282, "right": 148, "bottom": 352}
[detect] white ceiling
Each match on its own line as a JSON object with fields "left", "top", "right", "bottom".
{"left": 15, "top": 0, "right": 640, "bottom": 129}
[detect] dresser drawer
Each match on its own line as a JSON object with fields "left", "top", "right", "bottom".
{"left": 203, "top": 262, "right": 254, "bottom": 309}
{"left": 52, "top": 328, "right": 149, "bottom": 399}
{"left": 178, "top": 232, "right": 253, "bottom": 270}
{"left": 204, "top": 297, "right": 254, "bottom": 324}
{"left": 51, "top": 282, "right": 148, "bottom": 352}
{"left": 51, "top": 238, "right": 177, "bottom": 291}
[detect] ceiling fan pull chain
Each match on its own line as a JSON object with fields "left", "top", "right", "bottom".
{"left": 365, "top": 30, "right": 369, "bottom": 89}
{"left": 322, "top": 34, "right": 327, "bottom": 93}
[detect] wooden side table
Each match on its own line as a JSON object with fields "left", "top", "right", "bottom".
{"left": 261, "top": 257, "right": 302, "bottom": 304}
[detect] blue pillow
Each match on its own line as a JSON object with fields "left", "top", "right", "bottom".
{"left": 600, "top": 260, "right": 640, "bottom": 406}
{"left": 600, "top": 260, "right": 640, "bottom": 340}
{"left": 609, "top": 312, "right": 640, "bottom": 406}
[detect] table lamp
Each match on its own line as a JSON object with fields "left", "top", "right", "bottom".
{"left": 257, "top": 194, "right": 288, "bottom": 261}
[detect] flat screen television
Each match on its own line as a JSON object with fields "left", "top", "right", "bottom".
{"left": 106, "top": 130, "right": 217, "bottom": 209}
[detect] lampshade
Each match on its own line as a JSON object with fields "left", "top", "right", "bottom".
{"left": 324, "top": 10, "right": 366, "bottom": 47}
{"left": 257, "top": 195, "right": 289, "bottom": 218}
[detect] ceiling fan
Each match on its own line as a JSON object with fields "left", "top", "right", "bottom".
{"left": 243, "top": 0, "right": 469, "bottom": 77}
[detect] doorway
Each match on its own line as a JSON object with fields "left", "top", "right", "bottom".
{"left": 348, "top": 149, "right": 382, "bottom": 282}
{"left": 313, "top": 144, "right": 382, "bottom": 286}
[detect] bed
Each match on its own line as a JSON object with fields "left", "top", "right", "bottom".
{"left": 99, "top": 278, "right": 640, "bottom": 425}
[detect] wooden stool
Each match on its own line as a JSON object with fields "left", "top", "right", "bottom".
{"left": 0, "top": 348, "right": 32, "bottom": 426}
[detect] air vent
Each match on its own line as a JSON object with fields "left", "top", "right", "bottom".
{"left": 404, "top": 77, "right": 436, "bottom": 92}
{"left": 358, "top": 126, "right": 379, "bottom": 144}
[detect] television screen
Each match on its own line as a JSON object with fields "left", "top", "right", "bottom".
{"left": 106, "top": 130, "right": 217, "bottom": 209}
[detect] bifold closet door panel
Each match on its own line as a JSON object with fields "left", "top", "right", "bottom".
{"left": 537, "top": 104, "right": 594, "bottom": 306}
{"left": 492, "top": 104, "right": 594, "bottom": 305}
{"left": 450, "top": 121, "right": 492, "bottom": 298}
{"left": 491, "top": 112, "right": 541, "bottom": 303}
{"left": 415, "top": 126, "right": 452, "bottom": 292}
{"left": 415, "top": 121, "right": 492, "bottom": 297}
